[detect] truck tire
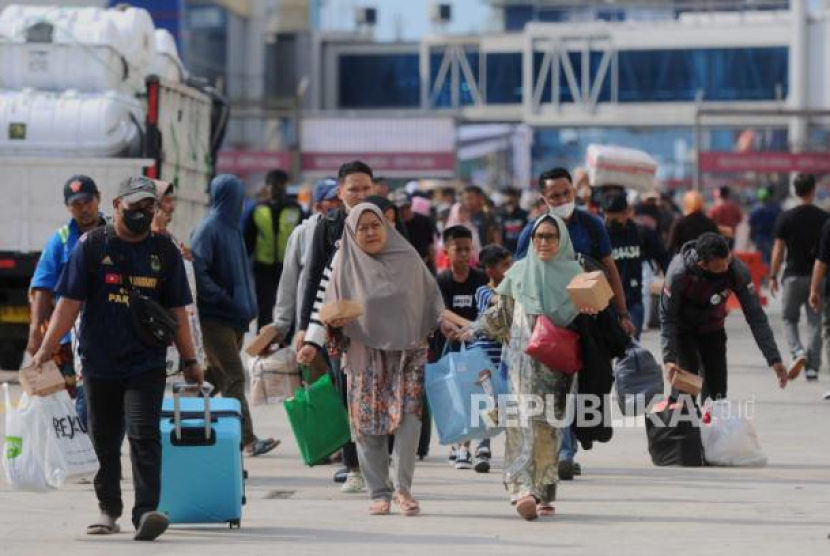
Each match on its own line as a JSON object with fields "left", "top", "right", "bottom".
{"left": 0, "top": 341, "right": 25, "bottom": 371}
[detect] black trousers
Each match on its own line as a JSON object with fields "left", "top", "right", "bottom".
{"left": 85, "top": 368, "right": 166, "bottom": 528}
{"left": 253, "top": 262, "right": 282, "bottom": 331}
{"left": 676, "top": 328, "right": 728, "bottom": 401}
{"left": 331, "top": 362, "right": 359, "bottom": 469}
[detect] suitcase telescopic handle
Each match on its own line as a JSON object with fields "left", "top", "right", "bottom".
{"left": 172, "top": 381, "right": 215, "bottom": 441}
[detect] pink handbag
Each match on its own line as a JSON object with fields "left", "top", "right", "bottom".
{"left": 525, "top": 315, "right": 582, "bottom": 374}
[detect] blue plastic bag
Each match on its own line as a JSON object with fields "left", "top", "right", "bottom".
{"left": 425, "top": 343, "right": 506, "bottom": 445}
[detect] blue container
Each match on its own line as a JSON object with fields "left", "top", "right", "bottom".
{"left": 425, "top": 345, "right": 507, "bottom": 445}
{"left": 158, "top": 396, "right": 245, "bottom": 527}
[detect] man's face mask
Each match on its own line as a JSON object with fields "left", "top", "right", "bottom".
{"left": 123, "top": 206, "right": 154, "bottom": 235}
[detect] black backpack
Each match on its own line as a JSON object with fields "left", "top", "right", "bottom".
{"left": 82, "top": 226, "right": 180, "bottom": 349}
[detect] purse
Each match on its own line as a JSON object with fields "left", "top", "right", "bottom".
{"left": 525, "top": 315, "right": 582, "bottom": 374}
{"left": 283, "top": 366, "right": 352, "bottom": 466}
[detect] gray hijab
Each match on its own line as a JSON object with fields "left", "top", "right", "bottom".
{"left": 326, "top": 203, "right": 444, "bottom": 351}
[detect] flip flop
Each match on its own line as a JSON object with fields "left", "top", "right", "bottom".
{"left": 394, "top": 496, "right": 420, "bottom": 516}
{"left": 537, "top": 503, "right": 555, "bottom": 517}
{"left": 369, "top": 500, "right": 391, "bottom": 515}
{"left": 788, "top": 356, "right": 807, "bottom": 380}
{"left": 515, "top": 495, "right": 538, "bottom": 521}
{"left": 245, "top": 438, "right": 280, "bottom": 457}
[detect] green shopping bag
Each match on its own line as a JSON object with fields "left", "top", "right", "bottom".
{"left": 284, "top": 367, "right": 351, "bottom": 466}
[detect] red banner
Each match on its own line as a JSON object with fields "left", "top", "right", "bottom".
{"left": 301, "top": 152, "right": 456, "bottom": 177}
{"left": 216, "top": 151, "right": 292, "bottom": 175}
{"left": 699, "top": 152, "right": 830, "bottom": 174}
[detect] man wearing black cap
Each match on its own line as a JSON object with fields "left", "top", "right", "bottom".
{"left": 604, "top": 191, "right": 670, "bottom": 339}
{"left": 32, "top": 176, "right": 203, "bottom": 541}
{"left": 28, "top": 175, "right": 106, "bottom": 390}
{"left": 390, "top": 189, "right": 438, "bottom": 271}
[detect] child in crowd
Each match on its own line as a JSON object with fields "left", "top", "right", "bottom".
{"left": 469, "top": 245, "right": 513, "bottom": 472}
{"left": 436, "top": 226, "right": 489, "bottom": 470}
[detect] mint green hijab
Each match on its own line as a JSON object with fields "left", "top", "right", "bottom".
{"left": 497, "top": 214, "right": 583, "bottom": 326}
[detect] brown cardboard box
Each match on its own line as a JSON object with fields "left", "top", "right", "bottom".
{"left": 319, "top": 300, "right": 364, "bottom": 325}
{"left": 19, "top": 361, "right": 66, "bottom": 397}
{"left": 671, "top": 369, "right": 703, "bottom": 396}
{"left": 566, "top": 271, "right": 614, "bottom": 311}
{"left": 245, "top": 326, "right": 280, "bottom": 357}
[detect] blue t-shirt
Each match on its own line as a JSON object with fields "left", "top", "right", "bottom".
{"left": 515, "top": 209, "right": 612, "bottom": 262}
{"left": 473, "top": 285, "right": 503, "bottom": 368}
{"left": 55, "top": 231, "right": 192, "bottom": 379}
{"left": 30, "top": 217, "right": 104, "bottom": 345}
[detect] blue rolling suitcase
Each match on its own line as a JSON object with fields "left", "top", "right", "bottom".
{"left": 158, "top": 383, "right": 246, "bottom": 528}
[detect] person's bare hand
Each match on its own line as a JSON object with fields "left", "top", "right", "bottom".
{"left": 620, "top": 316, "right": 637, "bottom": 336}
{"left": 183, "top": 362, "right": 204, "bottom": 385}
{"left": 578, "top": 305, "right": 599, "bottom": 316}
{"left": 773, "top": 362, "right": 788, "bottom": 389}
{"left": 809, "top": 290, "right": 821, "bottom": 312}
{"left": 297, "top": 344, "right": 319, "bottom": 365}
{"left": 769, "top": 276, "right": 779, "bottom": 298}
{"left": 665, "top": 362, "right": 680, "bottom": 384}
{"left": 292, "top": 329, "right": 306, "bottom": 352}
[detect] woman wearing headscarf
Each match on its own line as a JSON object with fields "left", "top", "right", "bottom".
{"left": 297, "top": 203, "right": 444, "bottom": 516}
{"left": 476, "top": 213, "right": 593, "bottom": 521}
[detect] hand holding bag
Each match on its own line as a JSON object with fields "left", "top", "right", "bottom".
{"left": 525, "top": 315, "right": 582, "bottom": 374}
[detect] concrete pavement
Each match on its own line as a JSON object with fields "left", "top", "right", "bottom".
{"left": 1, "top": 311, "right": 829, "bottom": 556}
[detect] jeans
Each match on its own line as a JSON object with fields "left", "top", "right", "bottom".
{"left": 331, "top": 357, "right": 360, "bottom": 469}
{"left": 201, "top": 320, "right": 256, "bottom": 445}
{"left": 628, "top": 302, "right": 645, "bottom": 341}
{"left": 558, "top": 425, "right": 578, "bottom": 462}
{"left": 253, "top": 262, "right": 282, "bottom": 331}
{"left": 84, "top": 368, "right": 166, "bottom": 528}
{"left": 676, "top": 328, "right": 728, "bottom": 401}
{"left": 781, "top": 275, "right": 822, "bottom": 371}
{"left": 75, "top": 383, "right": 88, "bottom": 431}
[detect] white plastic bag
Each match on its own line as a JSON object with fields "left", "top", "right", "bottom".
{"left": 3, "top": 384, "right": 98, "bottom": 491}
{"left": 700, "top": 400, "right": 767, "bottom": 467}
{"left": 250, "top": 347, "right": 300, "bottom": 406}
{"left": 4, "top": 384, "right": 50, "bottom": 492}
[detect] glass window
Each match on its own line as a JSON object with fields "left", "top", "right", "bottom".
{"left": 338, "top": 53, "right": 420, "bottom": 108}
{"left": 617, "top": 47, "right": 788, "bottom": 103}
{"left": 430, "top": 50, "right": 480, "bottom": 108}
{"left": 486, "top": 53, "right": 522, "bottom": 104}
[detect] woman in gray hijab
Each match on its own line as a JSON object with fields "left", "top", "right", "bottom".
{"left": 298, "top": 203, "right": 444, "bottom": 516}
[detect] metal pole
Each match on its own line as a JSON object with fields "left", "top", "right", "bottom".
{"left": 693, "top": 109, "right": 701, "bottom": 192}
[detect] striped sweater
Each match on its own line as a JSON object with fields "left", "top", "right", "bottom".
{"left": 305, "top": 252, "right": 338, "bottom": 349}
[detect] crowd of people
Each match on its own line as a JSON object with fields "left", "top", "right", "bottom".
{"left": 24, "top": 160, "right": 829, "bottom": 540}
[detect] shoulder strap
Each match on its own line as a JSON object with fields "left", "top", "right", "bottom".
{"left": 83, "top": 225, "right": 111, "bottom": 278}
{"left": 150, "top": 233, "right": 179, "bottom": 287}
{"left": 576, "top": 210, "right": 601, "bottom": 258}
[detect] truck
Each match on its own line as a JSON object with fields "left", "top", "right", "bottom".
{"left": 0, "top": 5, "right": 227, "bottom": 369}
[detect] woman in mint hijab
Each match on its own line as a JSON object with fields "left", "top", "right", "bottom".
{"left": 477, "top": 213, "right": 591, "bottom": 521}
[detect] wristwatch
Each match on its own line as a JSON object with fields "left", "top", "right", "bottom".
{"left": 183, "top": 358, "right": 198, "bottom": 368}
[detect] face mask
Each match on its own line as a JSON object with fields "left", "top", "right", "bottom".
{"left": 700, "top": 269, "right": 726, "bottom": 281}
{"left": 551, "top": 201, "right": 575, "bottom": 220}
{"left": 123, "top": 208, "right": 153, "bottom": 235}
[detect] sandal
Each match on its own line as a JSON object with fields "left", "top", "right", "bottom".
{"left": 87, "top": 514, "right": 120, "bottom": 535}
{"left": 245, "top": 437, "right": 280, "bottom": 457}
{"left": 369, "top": 500, "right": 391, "bottom": 515}
{"left": 394, "top": 495, "right": 421, "bottom": 516}
{"left": 537, "top": 503, "right": 555, "bottom": 517}
{"left": 515, "top": 495, "right": 539, "bottom": 521}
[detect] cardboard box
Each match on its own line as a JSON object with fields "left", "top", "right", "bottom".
{"left": 245, "top": 326, "right": 280, "bottom": 357}
{"left": 671, "top": 368, "right": 703, "bottom": 396}
{"left": 566, "top": 271, "right": 614, "bottom": 311}
{"left": 319, "top": 300, "right": 364, "bottom": 325}
{"left": 19, "top": 361, "right": 66, "bottom": 397}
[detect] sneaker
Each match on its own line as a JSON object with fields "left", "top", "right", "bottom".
{"left": 455, "top": 448, "right": 472, "bottom": 470}
{"left": 788, "top": 354, "right": 807, "bottom": 380}
{"left": 558, "top": 459, "right": 576, "bottom": 481}
{"left": 340, "top": 471, "right": 366, "bottom": 493}
{"left": 448, "top": 446, "right": 458, "bottom": 464}
{"left": 133, "top": 511, "right": 169, "bottom": 541}
{"left": 474, "top": 443, "right": 492, "bottom": 460}
{"left": 573, "top": 462, "right": 582, "bottom": 476}
{"left": 474, "top": 454, "right": 491, "bottom": 473}
{"left": 805, "top": 368, "right": 819, "bottom": 381}
{"left": 823, "top": 390, "right": 830, "bottom": 400}
{"left": 333, "top": 467, "right": 349, "bottom": 483}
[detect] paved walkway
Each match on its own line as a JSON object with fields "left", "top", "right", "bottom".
{"left": 1, "top": 311, "right": 829, "bottom": 556}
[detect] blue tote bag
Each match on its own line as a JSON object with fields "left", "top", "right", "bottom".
{"left": 425, "top": 343, "right": 506, "bottom": 445}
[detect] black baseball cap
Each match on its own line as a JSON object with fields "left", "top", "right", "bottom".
{"left": 63, "top": 175, "right": 99, "bottom": 205}
{"left": 602, "top": 191, "right": 629, "bottom": 214}
{"left": 117, "top": 176, "right": 158, "bottom": 204}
